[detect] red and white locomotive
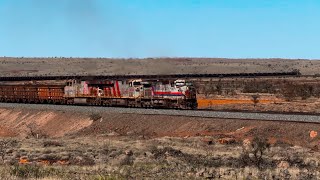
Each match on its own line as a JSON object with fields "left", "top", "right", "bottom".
{"left": 64, "top": 79, "right": 197, "bottom": 109}
{"left": 0, "top": 78, "right": 197, "bottom": 109}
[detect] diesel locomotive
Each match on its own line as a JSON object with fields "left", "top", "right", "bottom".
{"left": 0, "top": 79, "right": 198, "bottom": 109}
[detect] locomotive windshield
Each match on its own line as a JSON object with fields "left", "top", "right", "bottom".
{"left": 175, "top": 82, "right": 185, "bottom": 86}
{"left": 175, "top": 80, "right": 186, "bottom": 86}
{"left": 133, "top": 82, "right": 141, "bottom": 86}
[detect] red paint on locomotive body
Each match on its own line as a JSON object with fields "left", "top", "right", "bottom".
{"left": 115, "top": 80, "right": 121, "bottom": 97}
{"left": 112, "top": 81, "right": 117, "bottom": 97}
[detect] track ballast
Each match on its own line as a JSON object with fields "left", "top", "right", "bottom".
{"left": 0, "top": 103, "right": 319, "bottom": 123}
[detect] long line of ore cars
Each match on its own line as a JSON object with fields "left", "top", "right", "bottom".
{"left": 0, "top": 79, "right": 198, "bottom": 109}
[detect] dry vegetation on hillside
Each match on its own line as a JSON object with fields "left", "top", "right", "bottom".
{"left": 196, "top": 77, "right": 320, "bottom": 113}
{"left": 0, "top": 57, "right": 319, "bottom": 76}
{"left": 0, "top": 136, "right": 319, "bottom": 179}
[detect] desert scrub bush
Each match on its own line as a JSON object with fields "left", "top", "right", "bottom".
{"left": 296, "top": 84, "right": 313, "bottom": 100}
{"left": 90, "top": 113, "right": 102, "bottom": 121}
{"left": 150, "top": 146, "right": 184, "bottom": 159}
{"left": 202, "top": 79, "right": 223, "bottom": 97}
{"left": 69, "top": 155, "right": 95, "bottom": 166}
{"left": 149, "top": 146, "right": 228, "bottom": 168}
{"left": 283, "top": 154, "right": 308, "bottom": 169}
{"left": 243, "top": 81, "right": 275, "bottom": 93}
{"left": 93, "top": 174, "right": 125, "bottom": 180}
{"left": 0, "top": 139, "right": 19, "bottom": 163}
{"left": 26, "top": 124, "right": 48, "bottom": 139}
{"left": 251, "top": 94, "right": 260, "bottom": 107}
{"left": 240, "top": 137, "right": 271, "bottom": 169}
{"left": 43, "top": 140, "right": 63, "bottom": 147}
{"left": 10, "top": 164, "right": 60, "bottom": 178}
{"left": 282, "top": 83, "right": 315, "bottom": 101}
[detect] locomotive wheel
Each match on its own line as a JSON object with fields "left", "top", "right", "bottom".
{"left": 135, "top": 102, "right": 141, "bottom": 108}
{"left": 66, "top": 99, "right": 74, "bottom": 105}
{"left": 142, "top": 101, "right": 151, "bottom": 108}
{"left": 103, "top": 100, "right": 111, "bottom": 107}
{"left": 107, "top": 101, "right": 112, "bottom": 107}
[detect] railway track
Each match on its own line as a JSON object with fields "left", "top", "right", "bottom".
{"left": 0, "top": 102, "right": 319, "bottom": 123}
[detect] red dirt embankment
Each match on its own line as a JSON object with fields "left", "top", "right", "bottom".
{"left": 0, "top": 108, "right": 92, "bottom": 138}
{"left": 0, "top": 126, "right": 16, "bottom": 137}
{"left": 0, "top": 107, "right": 319, "bottom": 148}
{"left": 77, "top": 113, "right": 320, "bottom": 148}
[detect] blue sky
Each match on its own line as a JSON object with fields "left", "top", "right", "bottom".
{"left": 0, "top": 0, "right": 319, "bottom": 59}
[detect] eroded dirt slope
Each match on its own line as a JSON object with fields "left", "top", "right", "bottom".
{"left": 0, "top": 108, "right": 92, "bottom": 137}
{"left": 0, "top": 107, "right": 319, "bottom": 148}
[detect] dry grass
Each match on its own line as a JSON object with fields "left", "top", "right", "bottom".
{"left": 0, "top": 136, "right": 319, "bottom": 179}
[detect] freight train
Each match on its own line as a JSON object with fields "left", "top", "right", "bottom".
{"left": 0, "top": 79, "right": 198, "bottom": 109}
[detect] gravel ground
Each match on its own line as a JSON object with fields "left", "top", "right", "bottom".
{"left": 0, "top": 103, "right": 319, "bottom": 123}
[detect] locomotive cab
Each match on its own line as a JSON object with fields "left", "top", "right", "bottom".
{"left": 175, "top": 80, "right": 186, "bottom": 87}
{"left": 174, "top": 80, "right": 196, "bottom": 98}
{"left": 174, "top": 80, "right": 197, "bottom": 109}
{"left": 129, "top": 79, "right": 153, "bottom": 98}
